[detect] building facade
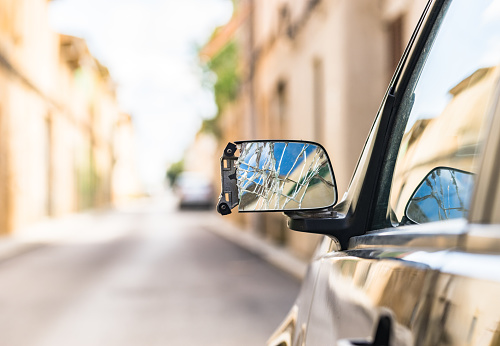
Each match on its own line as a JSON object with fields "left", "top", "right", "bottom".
{"left": 0, "top": 0, "right": 140, "bottom": 234}
{"left": 203, "top": 0, "right": 429, "bottom": 259}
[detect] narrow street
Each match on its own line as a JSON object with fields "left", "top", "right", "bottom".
{"left": 0, "top": 196, "right": 300, "bottom": 346}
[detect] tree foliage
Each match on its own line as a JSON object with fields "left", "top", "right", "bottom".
{"left": 209, "top": 41, "right": 240, "bottom": 111}
{"left": 200, "top": 40, "right": 240, "bottom": 138}
{"left": 166, "top": 159, "right": 184, "bottom": 187}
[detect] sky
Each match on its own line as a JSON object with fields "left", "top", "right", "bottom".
{"left": 403, "top": 0, "right": 500, "bottom": 128}
{"left": 48, "top": 0, "right": 233, "bottom": 190}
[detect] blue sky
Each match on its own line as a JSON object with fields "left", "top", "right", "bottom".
{"left": 49, "top": 0, "right": 233, "bottom": 189}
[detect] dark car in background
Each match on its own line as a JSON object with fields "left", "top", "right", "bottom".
{"left": 217, "top": 0, "right": 500, "bottom": 344}
{"left": 174, "top": 172, "right": 215, "bottom": 209}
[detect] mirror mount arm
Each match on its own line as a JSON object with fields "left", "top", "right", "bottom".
{"left": 217, "top": 142, "right": 240, "bottom": 215}
{"left": 285, "top": 210, "right": 355, "bottom": 250}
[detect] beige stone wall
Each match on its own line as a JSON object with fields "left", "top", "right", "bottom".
{"left": 248, "top": 0, "right": 427, "bottom": 258}
{"left": 252, "top": 0, "right": 427, "bottom": 192}
{"left": 112, "top": 113, "right": 142, "bottom": 202}
{"left": 0, "top": 0, "right": 140, "bottom": 234}
{"left": 204, "top": 0, "right": 429, "bottom": 259}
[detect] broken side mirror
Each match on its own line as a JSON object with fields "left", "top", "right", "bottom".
{"left": 405, "top": 167, "right": 474, "bottom": 224}
{"left": 217, "top": 140, "right": 338, "bottom": 215}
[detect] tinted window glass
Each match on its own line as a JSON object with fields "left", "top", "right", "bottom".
{"left": 389, "top": 0, "right": 500, "bottom": 225}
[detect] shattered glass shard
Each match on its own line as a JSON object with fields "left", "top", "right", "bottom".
{"left": 405, "top": 167, "right": 474, "bottom": 224}
{"left": 236, "top": 141, "right": 337, "bottom": 211}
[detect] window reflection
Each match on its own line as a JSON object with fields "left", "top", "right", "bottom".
{"left": 389, "top": 0, "right": 500, "bottom": 223}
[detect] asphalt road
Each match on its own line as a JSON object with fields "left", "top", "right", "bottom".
{"left": 0, "top": 197, "right": 300, "bottom": 346}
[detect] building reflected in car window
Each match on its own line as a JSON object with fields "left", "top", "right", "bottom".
{"left": 388, "top": 0, "right": 500, "bottom": 225}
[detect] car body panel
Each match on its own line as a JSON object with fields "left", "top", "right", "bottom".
{"left": 304, "top": 220, "right": 466, "bottom": 345}
{"left": 268, "top": 237, "right": 333, "bottom": 346}
{"left": 306, "top": 251, "right": 432, "bottom": 345}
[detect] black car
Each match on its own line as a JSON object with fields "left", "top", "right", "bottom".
{"left": 218, "top": 0, "right": 500, "bottom": 344}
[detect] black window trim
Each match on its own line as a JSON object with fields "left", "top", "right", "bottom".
{"left": 366, "top": 0, "right": 451, "bottom": 231}
{"left": 289, "top": 0, "right": 443, "bottom": 250}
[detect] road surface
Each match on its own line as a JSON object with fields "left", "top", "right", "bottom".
{"left": 0, "top": 196, "right": 300, "bottom": 346}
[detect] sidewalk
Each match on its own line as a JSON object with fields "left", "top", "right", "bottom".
{"left": 0, "top": 198, "right": 151, "bottom": 262}
{"left": 0, "top": 200, "right": 308, "bottom": 280}
{"left": 0, "top": 210, "right": 109, "bottom": 262}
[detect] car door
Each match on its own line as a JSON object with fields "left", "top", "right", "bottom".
{"left": 303, "top": 0, "right": 500, "bottom": 344}
{"left": 415, "top": 72, "right": 500, "bottom": 345}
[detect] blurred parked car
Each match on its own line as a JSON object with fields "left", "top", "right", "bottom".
{"left": 217, "top": 0, "right": 500, "bottom": 344}
{"left": 174, "top": 172, "right": 214, "bottom": 209}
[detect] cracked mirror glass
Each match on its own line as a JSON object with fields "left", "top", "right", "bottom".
{"left": 236, "top": 141, "right": 337, "bottom": 212}
{"left": 405, "top": 167, "right": 474, "bottom": 224}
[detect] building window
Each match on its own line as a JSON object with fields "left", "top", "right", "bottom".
{"left": 276, "top": 81, "right": 287, "bottom": 137}
{"left": 313, "top": 58, "right": 325, "bottom": 142}
{"left": 388, "top": 14, "right": 405, "bottom": 72}
{"left": 45, "top": 115, "right": 53, "bottom": 216}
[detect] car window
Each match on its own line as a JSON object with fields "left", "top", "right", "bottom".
{"left": 387, "top": 0, "right": 500, "bottom": 225}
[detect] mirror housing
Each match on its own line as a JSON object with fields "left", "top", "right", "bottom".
{"left": 216, "top": 143, "right": 239, "bottom": 215}
{"left": 217, "top": 141, "right": 338, "bottom": 215}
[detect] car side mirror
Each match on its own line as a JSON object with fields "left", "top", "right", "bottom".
{"left": 405, "top": 167, "right": 474, "bottom": 224}
{"left": 217, "top": 141, "right": 338, "bottom": 215}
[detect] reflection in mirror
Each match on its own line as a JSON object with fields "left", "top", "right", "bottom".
{"left": 405, "top": 167, "right": 474, "bottom": 224}
{"left": 236, "top": 141, "right": 337, "bottom": 212}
